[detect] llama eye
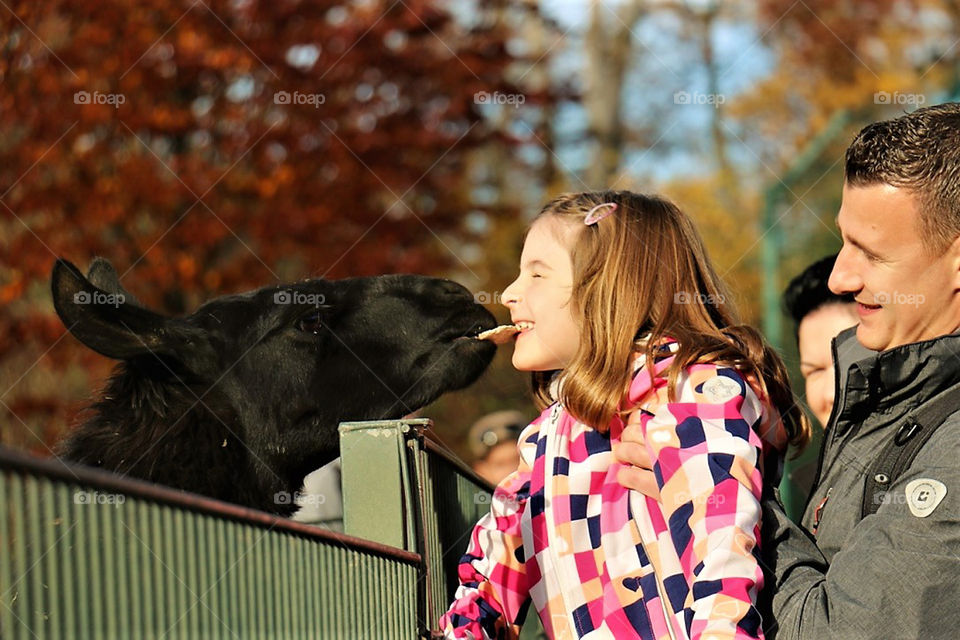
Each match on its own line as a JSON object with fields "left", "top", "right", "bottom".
{"left": 297, "top": 310, "right": 324, "bottom": 335}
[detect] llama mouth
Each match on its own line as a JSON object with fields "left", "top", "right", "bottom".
{"left": 458, "top": 324, "right": 497, "bottom": 341}
{"left": 441, "top": 313, "right": 497, "bottom": 343}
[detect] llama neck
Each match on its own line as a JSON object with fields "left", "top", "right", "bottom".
{"left": 61, "top": 362, "right": 290, "bottom": 513}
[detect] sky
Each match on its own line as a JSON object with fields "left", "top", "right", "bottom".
{"left": 538, "top": 1, "right": 777, "bottom": 184}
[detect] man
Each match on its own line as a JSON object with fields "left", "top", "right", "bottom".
{"left": 616, "top": 102, "right": 960, "bottom": 638}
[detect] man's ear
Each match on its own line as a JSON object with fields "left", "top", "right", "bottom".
{"left": 51, "top": 258, "right": 204, "bottom": 362}
{"left": 944, "top": 233, "right": 960, "bottom": 296}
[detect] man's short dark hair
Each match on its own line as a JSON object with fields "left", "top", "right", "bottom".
{"left": 845, "top": 102, "right": 960, "bottom": 253}
{"left": 783, "top": 254, "right": 855, "bottom": 341}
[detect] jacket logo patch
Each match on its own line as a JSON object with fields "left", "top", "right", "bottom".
{"left": 701, "top": 376, "right": 741, "bottom": 403}
{"left": 905, "top": 478, "right": 947, "bottom": 518}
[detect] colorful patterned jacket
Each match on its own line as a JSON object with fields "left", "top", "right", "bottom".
{"left": 440, "top": 342, "right": 787, "bottom": 639}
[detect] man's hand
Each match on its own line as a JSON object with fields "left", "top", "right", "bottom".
{"left": 614, "top": 410, "right": 660, "bottom": 500}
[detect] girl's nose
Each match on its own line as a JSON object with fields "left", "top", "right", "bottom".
{"left": 501, "top": 278, "right": 521, "bottom": 308}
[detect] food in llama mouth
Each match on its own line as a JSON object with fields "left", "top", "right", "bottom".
{"left": 476, "top": 324, "right": 520, "bottom": 344}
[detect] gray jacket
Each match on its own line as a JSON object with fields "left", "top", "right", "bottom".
{"left": 761, "top": 327, "right": 960, "bottom": 639}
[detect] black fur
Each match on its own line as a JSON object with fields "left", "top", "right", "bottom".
{"left": 52, "top": 258, "right": 497, "bottom": 515}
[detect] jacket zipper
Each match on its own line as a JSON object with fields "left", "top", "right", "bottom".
{"left": 650, "top": 558, "right": 680, "bottom": 640}
{"left": 811, "top": 487, "right": 832, "bottom": 535}
{"left": 544, "top": 405, "right": 573, "bottom": 635}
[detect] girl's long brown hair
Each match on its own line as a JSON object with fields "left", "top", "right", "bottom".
{"left": 530, "top": 190, "right": 810, "bottom": 449}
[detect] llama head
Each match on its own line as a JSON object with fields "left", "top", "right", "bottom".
{"left": 52, "top": 258, "right": 497, "bottom": 508}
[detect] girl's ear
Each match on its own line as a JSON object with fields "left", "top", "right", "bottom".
{"left": 51, "top": 258, "right": 205, "bottom": 362}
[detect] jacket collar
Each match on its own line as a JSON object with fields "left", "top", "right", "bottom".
{"left": 832, "top": 327, "right": 960, "bottom": 434}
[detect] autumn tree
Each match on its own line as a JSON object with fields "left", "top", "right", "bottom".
{"left": 0, "top": 0, "right": 556, "bottom": 453}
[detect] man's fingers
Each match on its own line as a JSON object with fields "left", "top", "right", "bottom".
{"left": 613, "top": 441, "right": 653, "bottom": 470}
{"left": 617, "top": 465, "right": 661, "bottom": 500}
{"left": 621, "top": 418, "right": 645, "bottom": 443}
{"left": 618, "top": 413, "right": 659, "bottom": 498}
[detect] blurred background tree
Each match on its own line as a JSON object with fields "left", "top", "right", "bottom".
{"left": 2, "top": 0, "right": 960, "bottom": 468}
{"left": 0, "top": 0, "right": 563, "bottom": 455}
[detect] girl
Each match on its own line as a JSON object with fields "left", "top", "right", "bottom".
{"left": 440, "top": 191, "right": 808, "bottom": 639}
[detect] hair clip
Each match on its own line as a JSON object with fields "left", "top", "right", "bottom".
{"left": 584, "top": 202, "right": 617, "bottom": 226}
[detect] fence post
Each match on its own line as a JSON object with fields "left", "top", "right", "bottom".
{"left": 340, "top": 419, "right": 427, "bottom": 551}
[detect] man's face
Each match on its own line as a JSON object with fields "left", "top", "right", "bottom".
{"left": 829, "top": 183, "right": 960, "bottom": 352}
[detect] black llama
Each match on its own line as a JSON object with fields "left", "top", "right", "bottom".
{"left": 52, "top": 258, "right": 497, "bottom": 515}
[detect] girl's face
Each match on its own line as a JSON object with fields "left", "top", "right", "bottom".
{"left": 501, "top": 215, "right": 582, "bottom": 371}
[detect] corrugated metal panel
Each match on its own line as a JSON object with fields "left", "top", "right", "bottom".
{"left": 0, "top": 447, "right": 420, "bottom": 639}
{"left": 414, "top": 440, "right": 489, "bottom": 625}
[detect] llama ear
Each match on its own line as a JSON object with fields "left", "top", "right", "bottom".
{"left": 86, "top": 257, "right": 142, "bottom": 307}
{"left": 52, "top": 258, "right": 201, "bottom": 361}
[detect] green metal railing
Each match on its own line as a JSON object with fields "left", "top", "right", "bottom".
{"left": 1, "top": 419, "right": 545, "bottom": 638}
{"left": 0, "top": 447, "right": 420, "bottom": 639}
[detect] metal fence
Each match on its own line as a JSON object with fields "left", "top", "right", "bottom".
{"left": 1, "top": 419, "right": 544, "bottom": 639}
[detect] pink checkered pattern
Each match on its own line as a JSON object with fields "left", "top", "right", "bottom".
{"left": 439, "top": 342, "right": 786, "bottom": 639}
